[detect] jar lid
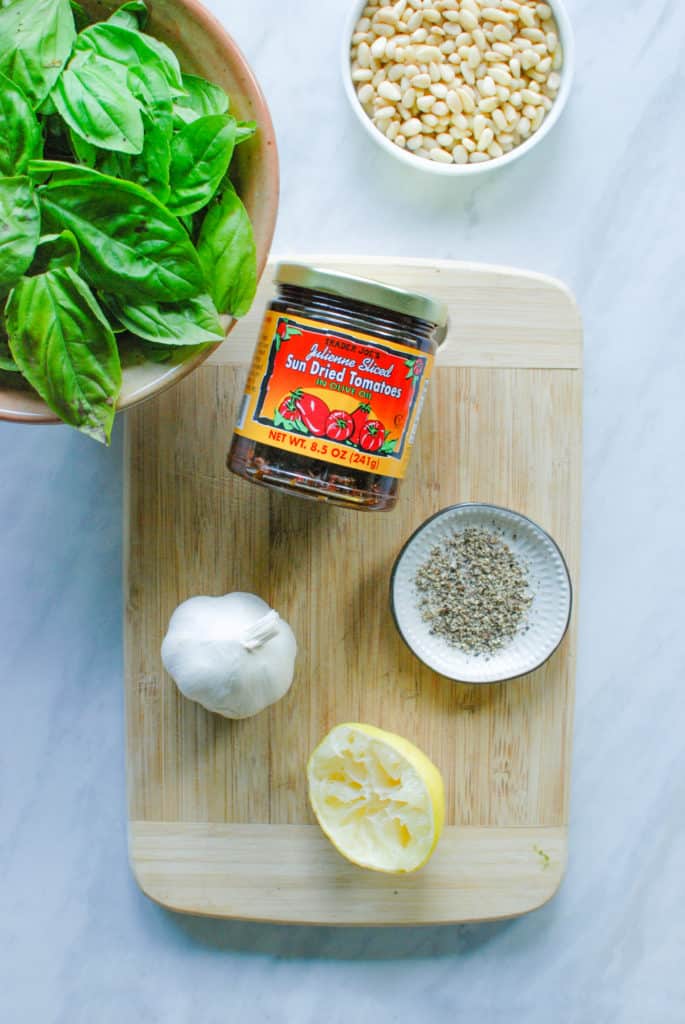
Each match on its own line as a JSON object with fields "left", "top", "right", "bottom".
{"left": 276, "top": 262, "right": 449, "bottom": 332}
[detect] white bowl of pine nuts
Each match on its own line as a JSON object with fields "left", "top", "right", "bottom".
{"left": 343, "top": 0, "right": 574, "bottom": 173}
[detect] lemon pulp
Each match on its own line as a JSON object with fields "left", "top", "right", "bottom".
{"left": 307, "top": 722, "right": 445, "bottom": 873}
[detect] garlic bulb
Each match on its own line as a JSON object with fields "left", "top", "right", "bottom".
{"left": 161, "top": 593, "right": 297, "bottom": 719}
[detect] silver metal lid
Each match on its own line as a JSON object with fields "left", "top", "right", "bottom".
{"left": 275, "top": 262, "right": 449, "bottom": 331}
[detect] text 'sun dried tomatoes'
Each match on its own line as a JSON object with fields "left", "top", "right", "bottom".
{"left": 325, "top": 411, "right": 355, "bottom": 442}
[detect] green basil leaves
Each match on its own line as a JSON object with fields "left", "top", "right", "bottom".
{"left": 6, "top": 266, "right": 121, "bottom": 442}
{"left": 0, "top": 0, "right": 259, "bottom": 443}
{"left": 0, "top": 74, "right": 43, "bottom": 176}
{"left": 197, "top": 184, "right": 257, "bottom": 317}
{"left": 0, "top": 0, "right": 76, "bottom": 107}
{"left": 0, "top": 176, "right": 41, "bottom": 293}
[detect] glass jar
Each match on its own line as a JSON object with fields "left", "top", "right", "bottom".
{"left": 227, "top": 263, "right": 448, "bottom": 511}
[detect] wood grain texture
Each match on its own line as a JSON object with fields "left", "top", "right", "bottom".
{"left": 124, "top": 258, "right": 582, "bottom": 923}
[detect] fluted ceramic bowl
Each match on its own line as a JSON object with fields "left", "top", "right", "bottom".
{"left": 0, "top": 0, "right": 279, "bottom": 424}
{"left": 390, "top": 503, "right": 572, "bottom": 684}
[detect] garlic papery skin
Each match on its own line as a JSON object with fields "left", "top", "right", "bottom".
{"left": 161, "top": 593, "right": 297, "bottom": 719}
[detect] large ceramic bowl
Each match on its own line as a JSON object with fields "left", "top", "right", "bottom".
{"left": 0, "top": 0, "right": 279, "bottom": 424}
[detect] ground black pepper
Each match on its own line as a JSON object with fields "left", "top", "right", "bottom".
{"left": 414, "top": 527, "right": 533, "bottom": 655}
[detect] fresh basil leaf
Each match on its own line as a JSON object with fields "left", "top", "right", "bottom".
{"left": 74, "top": 22, "right": 182, "bottom": 92}
{"left": 117, "top": 331, "right": 208, "bottom": 366}
{"left": 167, "top": 114, "right": 236, "bottom": 217}
{"left": 196, "top": 183, "right": 256, "bottom": 317}
{"left": 106, "top": 0, "right": 148, "bottom": 30}
{"left": 173, "top": 73, "right": 229, "bottom": 125}
{"left": 93, "top": 64, "right": 172, "bottom": 201}
{"left": 235, "top": 120, "right": 257, "bottom": 145}
{"left": 0, "top": 176, "right": 41, "bottom": 293}
{"left": 34, "top": 160, "right": 205, "bottom": 300}
{"left": 5, "top": 265, "right": 121, "bottom": 442}
{"left": 53, "top": 51, "right": 144, "bottom": 154}
{"left": 106, "top": 291, "right": 223, "bottom": 345}
{"left": 68, "top": 128, "right": 97, "bottom": 166}
{"left": 0, "top": 72, "right": 43, "bottom": 175}
{"left": 0, "top": 0, "right": 76, "bottom": 108}
{"left": 0, "top": 315, "right": 20, "bottom": 371}
{"left": 29, "top": 230, "right": 80, "bottom": 273}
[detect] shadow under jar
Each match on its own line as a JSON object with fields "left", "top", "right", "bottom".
{"left": 228, "top": 264, "right": 448, "bottom": 510}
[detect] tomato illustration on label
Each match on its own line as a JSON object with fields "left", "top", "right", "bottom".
{"left": 274, "top": 320, "right": 303, "bottom": 350}
{"left": 277, "top": 390, "right": 303, "bottom": 421}
{"left": 349, "top": 402, "right": 371, "bottom": 444}
{"left": 295, "top": 392, "right": 330, "bottom": 436}
{"left": 358, "top": 420, "right": 385, "bottom": 453}
{"left": 325, "top": 410, "right": 355, "bottom": 442}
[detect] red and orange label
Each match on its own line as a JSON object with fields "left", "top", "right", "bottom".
{"left": 234, "top": 310, "right": 434, "bottom": 479}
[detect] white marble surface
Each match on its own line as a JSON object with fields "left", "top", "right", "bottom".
{"left": 2, "top": 0, "right": 684, "bottom": 1020}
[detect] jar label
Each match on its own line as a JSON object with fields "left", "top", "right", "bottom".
{"left": 234, "top": 311, "right": 434, "bottom": 480}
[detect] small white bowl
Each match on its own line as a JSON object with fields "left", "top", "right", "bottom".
{"left": 390, "top": 504, "right": 572, "bottom": 684}
{"left": 341, "top": 0, "right": 574, "bottom": 176}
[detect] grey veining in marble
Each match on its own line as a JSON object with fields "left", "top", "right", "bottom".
{"left": 1, "top": 1, "right": 684, "bottom": 1021}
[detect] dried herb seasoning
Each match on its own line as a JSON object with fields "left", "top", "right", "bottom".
{"left": 414, "top": 527, "right": 533, "bottom": 655}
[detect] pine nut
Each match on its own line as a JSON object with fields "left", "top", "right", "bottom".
{"left": 430, "top": 81, "right": 448, "bottom": 98}
{"left": 537, "top": 3, "right": 552, "bottom": 19}
{"left": 461, "top": 62, "right": 476, "bottom": 85}
{"left": 492, "top": 24, "right": 513, "bottom": 42}
{"left": 462, "top": 136, "right": 476, "bottom": 152}
{"left": 473, "top": 28, "right": 487, "bottom": 51}
{"left": 406, "top": 134, "right": 423, "bottom": 150}
{"left": 521, "top": 27, "right": 545, "bottom": 43}
{"left": 371, "top": 36, "right": 387, "bottom": 59}
{"left": 477, "top": 125, "right": 494, "bottom": 150}
{"left": 492, "top": 107, "right": 507, "bottom": 132}
{"left": 352, "top": 68, "right": 374, "bottom": 82}
{"left": 437, "top": 131, "right": 454, "bottom": 148}
{"left": 469, "top": 151, "right": 490, "bottom": 162}
{"left": 428, "top": 146, "right": 452, "bottom": 162}
{"left": 378, "top": 80, "right": 402, "bottom": 101}
{"left": 402, "top": 116, "right": 423, "bottom": 136}
{"left": 446, "top": 88, "right": 462, "bottom": 113}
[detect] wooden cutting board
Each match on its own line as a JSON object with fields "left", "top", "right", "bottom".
{"left": 124, "top": 257, "right": 582, "bottom": 924}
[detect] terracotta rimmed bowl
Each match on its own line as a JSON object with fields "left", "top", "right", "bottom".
{"left": 0, "top": 0, "right": 279, "bottom": 424}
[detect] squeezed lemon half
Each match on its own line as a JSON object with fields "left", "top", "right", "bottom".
{"left": 307, "top": 722, "right": 445, "bottom": 873}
